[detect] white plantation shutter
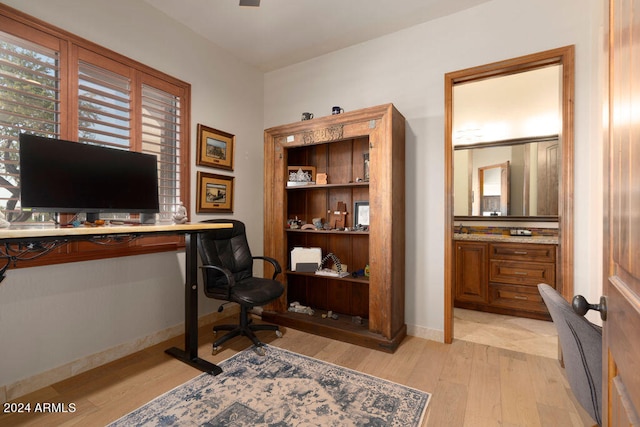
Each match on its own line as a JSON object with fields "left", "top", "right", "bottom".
{"left": 0, "top": 30, "right": 60, "bottom": 222}
{"left": 1, "top": 55, "right": 186, "bottom": 223}
{"left": 141, "top": 84, "right": 182, "bottom": 222}
{"left": 77, "top": 61, "right": 131, "bottom": 148}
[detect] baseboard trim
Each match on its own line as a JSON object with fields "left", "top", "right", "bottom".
{"left": 407, "top": 323, "right": 444, "bottom": 343}
{"left": 1, "top": 305, "right": 240, "bottom": 403}
{"left": 2, "top": 310, "right": 441, "bottom": 403}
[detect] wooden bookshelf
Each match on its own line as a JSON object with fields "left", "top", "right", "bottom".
{"left": 262, "top": 104, "right": 406, "bottom": 352}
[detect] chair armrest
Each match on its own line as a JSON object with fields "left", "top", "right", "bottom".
{"left": 200, "top": 264, "right": 235, "bottom": 299}
{"left": 253, "top": 256, "right": 282, "bottom": 279}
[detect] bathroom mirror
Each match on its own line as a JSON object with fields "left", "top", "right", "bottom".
{"left": 452, "top": 63, "right": 561, "bottom": 220}
{"left": 443, "top": 45, "right": 575, "bottom": 343}
{"left": 454, "top": 135, "right": 559, "bottom": 217}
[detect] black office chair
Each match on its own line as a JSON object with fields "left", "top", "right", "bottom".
{"left": 538, "top": 284, "right": 602, "bottom": 426}
{"left": 198, "top": 219, "right": 284, "bottom": 355}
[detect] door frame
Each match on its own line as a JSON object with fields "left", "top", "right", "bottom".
{"left": 444, "top": 46, "right": 575, "bottom": 343}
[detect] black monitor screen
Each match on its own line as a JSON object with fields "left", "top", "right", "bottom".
{"left": 19, "top": 134, "right": 160, "bottom": 215}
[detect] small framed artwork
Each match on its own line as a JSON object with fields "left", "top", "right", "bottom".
{"left": 197, "top": 171, "right": 234, "bottom": 213}
{"left": 197, "top": 124, "right": 235, "bottom": 171}
{"left": 287, "top": 165, "right": 317, "bottom": 186}
{"left": 354, "top": 201, "right": 370, "bottom": 226}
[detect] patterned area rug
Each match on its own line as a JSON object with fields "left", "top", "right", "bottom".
{"left": 109, "top": 345, "right": 430, "bottom": 426}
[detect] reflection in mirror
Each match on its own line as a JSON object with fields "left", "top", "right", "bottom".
{"left": 452, "top": 64, "right": 560, "bottom": 219}
{"left": 479, "top": 161, "right": 509, "bottom": 216}
{"left": 454, "top": 136, "right": 559, "bottom": 216}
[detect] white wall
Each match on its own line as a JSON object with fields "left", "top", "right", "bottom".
{"left": 453, "top": 65, "right": 561, "bottom": 143}
{"left": 264, "top": 0, "right": 607, "bottom": 337}
{"left": 0, "top": 0, "right": 265, "bottom": 391}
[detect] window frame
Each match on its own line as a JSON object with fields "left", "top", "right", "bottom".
{"left": 0, "top": 4, "right": 191, "bottom": 268}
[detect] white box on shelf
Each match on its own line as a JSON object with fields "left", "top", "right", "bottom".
{"left": 290, "top": 247, "right": 322, "bottom": 271}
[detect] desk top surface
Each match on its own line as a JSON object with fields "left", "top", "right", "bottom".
{"left": 0, "top": 222, "right": 232, "bottom": 240}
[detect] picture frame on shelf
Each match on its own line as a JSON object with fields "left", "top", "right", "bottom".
{"left": 196, "top": 124, "right": 235, "bottom": 171}
{"left": 196, "top": 171, "right": 234, "bottom": 213}
{"left": 354, "top": 201, "right": 370, "bottom": 226}
{"left": 287, "top": 165, "right": 316, "bottom": 187}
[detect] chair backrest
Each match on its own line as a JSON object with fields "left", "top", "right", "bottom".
{"left": 198, "top": 220, "right": 254, "bottom": 290}
{"left": 538, "top": 283, "right": 602, "bottom": 425}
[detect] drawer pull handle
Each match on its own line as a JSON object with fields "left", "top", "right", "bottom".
{"left": 514, "top": 251, "right": 528, "bottom": 255}
{"left": 514, "top": 272, "right": 528, "bottom": 275}
{"left": 514, "top": 295, "right": 529, "bottom": 300}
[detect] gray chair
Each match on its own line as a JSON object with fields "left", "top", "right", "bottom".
{"left": 538, "top": 283, "right": 602, "bottom": 426}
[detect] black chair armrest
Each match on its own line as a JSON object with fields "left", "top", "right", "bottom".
{"left": 253, "top": 256, "right": 282, "bottom": 279}
{"left": 200, "top": 264, "right": 235, "bottom": 299}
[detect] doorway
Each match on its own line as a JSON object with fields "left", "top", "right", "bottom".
{"left": 479, "top": 161, "right": 510, "bottom": 216}
{"left": 443, "top": 46, "right": 575, "bottom": 344}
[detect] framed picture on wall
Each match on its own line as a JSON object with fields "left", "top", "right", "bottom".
{"left": 197, "top": 124, "right": 235, "bottom": 171}
{"left": 196, "top": 171, "right": 234, "bottom": 213}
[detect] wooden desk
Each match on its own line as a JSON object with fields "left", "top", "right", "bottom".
{"left": 0, "top": 222, "right": 232, "bottom": 375}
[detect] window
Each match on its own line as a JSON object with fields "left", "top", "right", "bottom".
{"left": 0, "top": 6, "right": 191, "bottom": 266}
{"left": 0, "top": 31, "right": 60, "bottom": 222}
{"left": 77, "top": 61, "right": 131, "bottom": 148}
{"left": 141, "top": 83, "right": 183, "bottom": 222}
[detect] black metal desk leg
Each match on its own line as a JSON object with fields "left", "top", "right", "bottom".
{"left": 165, "top": 231, "right": 222, "bottom": 375}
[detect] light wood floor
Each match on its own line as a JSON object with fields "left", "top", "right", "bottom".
{"left": 1, "top": 316, "right": 594, "bottom": 427}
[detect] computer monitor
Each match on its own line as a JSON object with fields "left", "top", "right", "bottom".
{"left": 19, "top": 133, "right": 160, "bottom": 222}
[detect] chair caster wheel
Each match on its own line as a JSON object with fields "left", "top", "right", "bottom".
{"left": 253, "top": 345, "right": 266, "bottom": 356}
{"left": 212, "top": 346, "right": 221, "bottom": 355}
{"left": 275, "top": 330, "right": 283, "bottom": 338}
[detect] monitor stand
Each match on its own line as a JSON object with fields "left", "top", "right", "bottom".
{"left": 140, "top": 213, "right": 156, "bottom": 224}
{"left": 86, "top": 212, "right": 100, "bottom": 223}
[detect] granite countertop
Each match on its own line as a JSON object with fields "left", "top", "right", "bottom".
{"left": 453, "top": 233, "right": 558, "bottom": 245}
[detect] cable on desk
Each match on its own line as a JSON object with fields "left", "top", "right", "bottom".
{"left": 89, "top": 234, "right": 142, "bottom": 246}
{"left": 0, "top": 240, "right": 68, "bottom": 282}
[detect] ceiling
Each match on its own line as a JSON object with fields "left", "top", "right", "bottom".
{"left": 144, "top": 0, "right": 492, "bottom": 72}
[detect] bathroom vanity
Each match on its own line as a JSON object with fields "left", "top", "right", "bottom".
{"left": 454, "top": 233, "right": 558, "bottom": 320}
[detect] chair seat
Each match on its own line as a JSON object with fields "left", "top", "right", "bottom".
{"left": 228, "top": 277, "right": 284, "bottom": 307}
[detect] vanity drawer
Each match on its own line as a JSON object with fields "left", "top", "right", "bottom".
{"left": 489, "top": 283, "right": 548, "bottom": 313}
{"left": 489, "top": 260, "right": 555, "bottom": 286}
{"left": 489, "top": 243, "right": 556, "bottom": 262}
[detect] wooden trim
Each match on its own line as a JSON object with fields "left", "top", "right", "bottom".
{"left": 444, "top": 74, "right": 455, "bottom": 344}
{"left": 559, "top": 46, "right": 575, "bottom": 301}
{"left": 454, "top": 134, "right": 559, "bottom": 151}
